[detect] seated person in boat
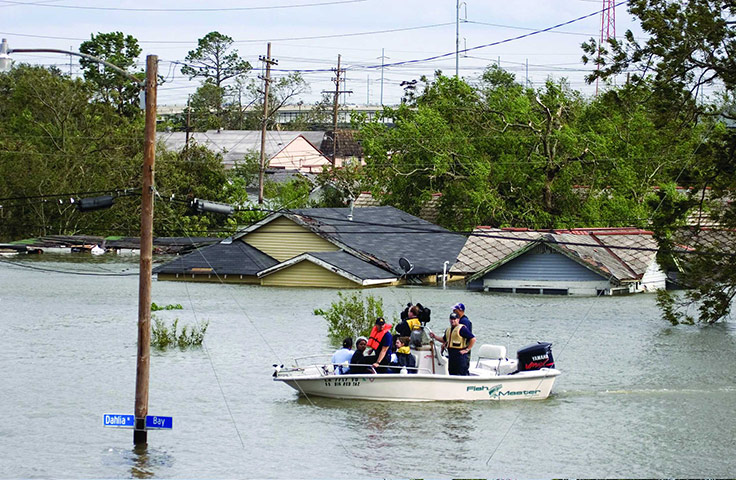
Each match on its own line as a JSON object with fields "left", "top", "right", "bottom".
{"left": 395, "top": 305, "right": 422, "bottom": 338}
{"left": 331, "top": 337, "right": 353, "bottom": 374}
{"left": 430, "top": 313, "right": 476, "bottom": 376}
{"left": 392, "top": 336, "right": 417, "bottom": 374}
{"left": 367, "top": 317, "right": 393, "bottom": 373}
{"left": 347, "top": 337, "right": 375, "bottom": 374}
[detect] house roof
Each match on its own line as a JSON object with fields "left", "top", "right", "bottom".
{"left": 235, "top": 206, "right": 466, "bottom": 276}
{"left": 157, "top": 130, "right": 326, "bottom": 167}
{"left": 258, "top": 251, "right": 398, "bottom": 285}
{"left": 352, "top": 191, "right": 442, "bottom": 223}
{"left": 320, "top": 129, "right": 363, "bottom": 158}
{"left": 452, "top": 227, "right": 658, "bottom": 283}
{"left": 153, "top": 240, "right": 278, "bottom": 276}
{"left": 673, "top": 227, "right": 736, "bottom": 254}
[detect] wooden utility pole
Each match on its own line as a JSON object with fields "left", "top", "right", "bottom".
{"left": 134, "top": 54, "right": 158, "bottom": 446}
{"left": 324, "top": 55, "right": 352, "bottom": 165}
{"left": 185, "top": 95, "right": 191, "bottom": 152}
{"left": 258, "top": 42, "right": 277, "bottom": 204}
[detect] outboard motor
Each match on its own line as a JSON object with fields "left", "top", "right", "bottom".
{"left": 517, "top": 342, "right": 554, "bottom": 371}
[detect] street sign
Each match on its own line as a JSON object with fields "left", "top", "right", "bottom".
{"left": 145, "top": 415, "right": 173, "bottom": 430}
{"left": 103, "top": 414, "right": 135, "bottom": 428}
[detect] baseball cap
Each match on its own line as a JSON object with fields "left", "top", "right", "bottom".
{"left": 375, "top": 317, "right": 386, "bottom": 325}
{"left": 449, "top": 312, "right": 459, "bottom": 320}
{"left": 453, "top": 303, "right": 465, "bottom": 311}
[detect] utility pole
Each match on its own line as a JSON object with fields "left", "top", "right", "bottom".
{"left": 323, "top": 54, "right": 352, "bottom": 165}
{"left": 185, "top": 95, "right": 191, "bottom": 152}
{"left": 456, "top": 0, "right": 460, "bottom": 78}
{"left": 258, "top": 42, "right": 277, "bottom": 204}
{"left": 134, "top": 54, "right": 158, "bottom": 446}
{"left": 377, "top": 48, "right": 389, "bottom": 106}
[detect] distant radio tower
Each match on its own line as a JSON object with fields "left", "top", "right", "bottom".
{"left": 597, "top": 0, "right": 616, "bottom": 94}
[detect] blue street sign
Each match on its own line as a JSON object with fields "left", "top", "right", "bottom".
{"left": 145, "top": 415, "right": 173, "bottom": 430}
{"left": 103, "top": 414, "right": 135, "bottom": 428}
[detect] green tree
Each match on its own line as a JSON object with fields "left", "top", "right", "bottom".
{"left": 181, "top": 32, "right": 251, "bottom": 129}
{"left": 583, "top": 0, "right": 736, "bottom": 324}
{"left": 79, "top": 32, "right": 143, "bottom": 117}
{"left": 0, "top": 64, "right": 142, "bottom": 240}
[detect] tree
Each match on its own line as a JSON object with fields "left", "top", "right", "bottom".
{"left": 0, "top": 64, "right": 142, "bottom": 240}
{"left": 79, "top": 32, "right": 143, "bottom": 117}
{"left": 180, "top": 32, "right": 251, "bottom": 128}
{"left": 583, "top": 0, "right": 736, "bottom": 324}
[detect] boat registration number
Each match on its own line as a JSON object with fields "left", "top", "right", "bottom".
{"left": 324, "top": 378, "right": 361, "bottom": 387}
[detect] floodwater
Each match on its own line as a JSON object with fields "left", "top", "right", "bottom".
{"left": 1, "top": 254, "right": 735, "bottom": 478}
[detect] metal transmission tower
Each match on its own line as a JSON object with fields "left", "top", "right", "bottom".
{"left": 597, "top": 0, "right": 616, "bottom": 94}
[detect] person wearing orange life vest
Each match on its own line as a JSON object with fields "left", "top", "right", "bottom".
{"left": 366, "top": 317, "right": 393, "bottom": 373}
{"left": 430, "top": 312, "right": 476, "bottom": 375}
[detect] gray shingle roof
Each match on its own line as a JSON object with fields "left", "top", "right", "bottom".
{"left": 453, "top": 227, "right": 658, "bottom": 282}
{"left": 306, "top": 251, "right": 398, "bottom": 280}
{"left": 281, "top": 206, "right": 467, "bottom": 275}
{"left": 153, "top": 240, "right": 278, "bottom": 276}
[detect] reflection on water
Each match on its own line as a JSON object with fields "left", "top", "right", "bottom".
{"left": 131, "top": 445, "right": 154, "bottom": 479}
{"left": 2, "top": 257, "right": 736, "bottom": 478}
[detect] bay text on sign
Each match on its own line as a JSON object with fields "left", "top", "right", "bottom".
{"left": 145, "top": 415, "right": 173, "bottom": 429}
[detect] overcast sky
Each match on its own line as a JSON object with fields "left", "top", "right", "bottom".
{"left": 1, "top": 0, "right": 645, "bottom": 106}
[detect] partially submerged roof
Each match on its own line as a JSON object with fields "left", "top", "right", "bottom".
{"left": 153, "top": 240, "right": 278, "bottom": 276}
{"left": 258, "top": 251, "right": 398, "bottom": 286}
{"left": 452, "top": 227, "right": 658, "bottom": 283}
{"left": 235, "top": 206, "right": 466, "bottom": 276}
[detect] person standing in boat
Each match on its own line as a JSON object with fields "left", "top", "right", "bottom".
{"left": 331, "top": 337, "right": 353, "bottom": 374}
{"left": 367, "top": 317, "right": 393, "bottom": 373}
{"left": 430, "top": 312, "right": 475, "bottom": 375}
{"left": 453, "top": 302, "right": 472, "bottom": 334}
{"left": 395, "top": 305, "right": 422, "bottom": 338}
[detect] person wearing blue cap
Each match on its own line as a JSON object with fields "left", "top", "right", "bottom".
{"left": 430, "top": 312, "right": 475, "bottom": 375}
{"left": 453, "top": 303, "right": 472, "bottom": 334}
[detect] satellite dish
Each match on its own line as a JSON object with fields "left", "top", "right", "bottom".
{"left": 399, "top": 257, "right": 414, "bottom": 275}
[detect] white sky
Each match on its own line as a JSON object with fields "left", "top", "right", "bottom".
{"left": 1, "top": 0, "right": 645, "bottom": 107}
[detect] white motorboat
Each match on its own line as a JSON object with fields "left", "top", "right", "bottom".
{"left": 273, "top": 341, "right": 560, "bottom": 402}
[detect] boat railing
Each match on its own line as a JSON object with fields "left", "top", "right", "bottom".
{"left": 289, "top": 356, "right": 433, "bottom": 376}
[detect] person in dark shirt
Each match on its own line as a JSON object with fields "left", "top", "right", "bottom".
{"left": 348, "top": 337, "right": 375, "bottom": 374}
{"left": 453, "top": 302, "right": 472, "bottom": 334}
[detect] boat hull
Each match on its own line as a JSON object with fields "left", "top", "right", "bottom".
{"left": 274, "top": 368, "right": 560, "bottom": 402}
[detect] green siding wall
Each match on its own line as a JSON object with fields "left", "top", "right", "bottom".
{"left": 243, "top": 216, "right": 338, "bottom": 261}
{"left": 260, "top": 260, "right": 360, "bottom": 288}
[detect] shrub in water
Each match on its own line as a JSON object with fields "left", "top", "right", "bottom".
{"left": 314, "top": 291, "right": 385, "bottom": 344}
{"left": 151, "top": 316, "right": 209, "bottom": 350}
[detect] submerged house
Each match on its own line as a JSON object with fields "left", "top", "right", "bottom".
{"left": 154, "top": 206, "right": 466, "bottom": 288}
{"left": 451, "top": 227, "right": 666, "bottom": 296}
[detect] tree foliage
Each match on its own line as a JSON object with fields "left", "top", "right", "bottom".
{"left": 79, "top": 31, "right": 143, "bottom": 117}
{"left": 0, "top": 64, "right": 142, "bottom": 240}
{"left": 313, "top": 291, "right": 386, "bottom": 344}
{"left": 180, "top": 32, "right": 251, "bottom": 129}
{"left": 583, "top": 0, "right": 736, "bottom": 324}
{"left": 355, "top": 68, "right": 701, "bottom": 231}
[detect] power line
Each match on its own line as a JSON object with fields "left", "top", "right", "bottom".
{"left": 0, "top": 0, "right": 369, "bottom": 12}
